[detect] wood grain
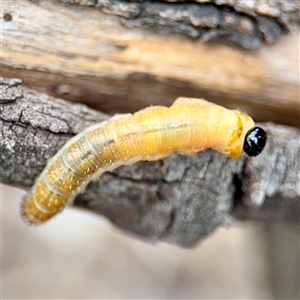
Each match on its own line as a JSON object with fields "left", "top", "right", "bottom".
{"left": 2, "top": 0, "right": 299, "bottom": 127}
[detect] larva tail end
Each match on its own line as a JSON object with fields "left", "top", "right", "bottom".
{"left": 243, "top": 127, "right": 267, "bottom": 157}
{"left": 20, "top": 195, "right": 55, "bottom": 226}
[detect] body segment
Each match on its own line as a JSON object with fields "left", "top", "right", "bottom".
{"left": 21, "top": 97, "right": 265, "bottom": 225}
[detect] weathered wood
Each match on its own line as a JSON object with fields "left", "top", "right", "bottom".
{"left": 63, "top": 0, "right": 299, "bottom": 42}
{"left": 2, "top": 0, "right": 299, "bottom": 127}
{"left": 1, "top": 78, "right": 299, "bottom": 247}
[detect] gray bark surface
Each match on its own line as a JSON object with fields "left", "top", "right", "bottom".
{"left": 1, "top": 77, "right": 299, "bottom": 247}
{"left": 60, "top": 0, "right": 299, "bottom": 49}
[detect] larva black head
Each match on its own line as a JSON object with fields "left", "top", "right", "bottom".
{"left": 243, "top": 127, "right": 267, "bottom": 157}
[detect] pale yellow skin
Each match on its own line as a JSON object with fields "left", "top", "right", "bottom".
{"left": 21, "top": 97, "right": 255, "bottom": 225}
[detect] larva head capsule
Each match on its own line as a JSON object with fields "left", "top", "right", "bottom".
{"left": 221, "top": 111, "right": 266, "bottom": 159}
{"left": 243, "top": 127, "right": 267, "bottom": 156}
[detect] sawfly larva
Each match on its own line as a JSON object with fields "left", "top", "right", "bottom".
{"left": 21, "top": 97, "right": 267, "bottom": 225}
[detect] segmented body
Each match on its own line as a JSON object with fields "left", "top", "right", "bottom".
{"left": 21, "top": 97, "right": 258, "bottom": 225}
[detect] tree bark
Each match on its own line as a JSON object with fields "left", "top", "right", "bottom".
{"left": 1, "top": 77, "right": 299, "bottom": 247}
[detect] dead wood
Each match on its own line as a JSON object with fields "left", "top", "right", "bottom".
{"left": 2, "top": 0, "right": 300, "bottom": 127}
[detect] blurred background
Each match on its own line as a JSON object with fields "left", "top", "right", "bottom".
{"left": 2, "top": 183, "right": 299, "bottom": 299}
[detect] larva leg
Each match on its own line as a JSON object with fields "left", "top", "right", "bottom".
{"left": 177, "top": 148, "right": 205, "bottom": 156}
{"left": 144, "top": 151, "right": 174, "bottom": 161}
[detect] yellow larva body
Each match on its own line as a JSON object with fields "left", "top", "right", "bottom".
{"left": 21, "top": 97, "right": 255, "bottom": 225}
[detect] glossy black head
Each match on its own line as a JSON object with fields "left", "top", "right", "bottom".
{"left": 243, "top": 127, "right": 267, "bottom": 156}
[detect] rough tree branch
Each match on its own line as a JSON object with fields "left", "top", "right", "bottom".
{"left": 1, "top": 77, "right": 299, "bottom": 247}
